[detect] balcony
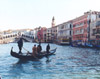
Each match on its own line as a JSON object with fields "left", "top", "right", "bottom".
{"left": 95, "top": 33, "right": 100, "bottom": 36}
{"left": 74, "top": 32, "right": 84, "bottom": 35}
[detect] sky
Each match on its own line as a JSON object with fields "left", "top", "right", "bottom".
{"left": 0, "top": 0, "right": 100, "bottom": 31}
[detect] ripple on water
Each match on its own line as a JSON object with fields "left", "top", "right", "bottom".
{"left": 0, "top": 43, "right": 100, "bottom": 79}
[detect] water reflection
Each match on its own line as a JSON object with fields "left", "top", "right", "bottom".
{"left": 32, "top": 61, "right": 42, "bottom": 70}
{"left": 46, "top": 56, "right": 51, "bottom": 63}
{"left": 9, "top": 60, "right": 27, "bottom": 72}
{"left": 7, "top": 60, "right": 25, "bottom": 79}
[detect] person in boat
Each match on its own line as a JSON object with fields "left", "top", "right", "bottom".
{"left": 46, "top": 44, "right": 50, "bottom": 54}
{"left": 17, "top": 38, "right": 23, "bottom": 54}
{"left": 37, "top": 43, "right": 42, "bottom": 54}
{"left": 32, "top": 44, "right": 37, "bottom": 57}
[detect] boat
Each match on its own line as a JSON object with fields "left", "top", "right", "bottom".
{"left": 93, "top": 45, "right": 100, "bottom": 49}
{"left": 85, "top": 43, "right": 93, "bottom": 48}
{"left": 10, "top": 47, "right": 57, "bottom": 60}
{"left": 71, "top": 42, "right": 78, "bottom": 47}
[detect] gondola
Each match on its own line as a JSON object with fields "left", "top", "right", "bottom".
{"left": 10, "top": 47, "right": 57, "bottom": 60}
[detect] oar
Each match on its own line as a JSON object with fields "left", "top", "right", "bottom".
{"left": 23, "top": 47, "right": 29, "bottom": 52}
{"left": 23, "top": 47, "right": 31, "bottom": 55}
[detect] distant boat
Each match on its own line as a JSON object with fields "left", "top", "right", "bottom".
{"left": 71, "top": 43, "right": 78, "bottom": 47}
{"left": 93, "top": 45, "right": 100, "bottom": 49}
{"left": 10, "top": 47, "right": 57, "bottom": 60}
{"left": 85, "top": 43, "right": 93, "bottom": 48}
{"left": 71, "top": 41, "right": 78, "bottom": 47}
{"left": 59, "top": 42, "right": 70, "bottom": 45}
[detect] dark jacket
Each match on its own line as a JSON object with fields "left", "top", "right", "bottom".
{"left": 37, "top": 44, "right": 42, "bottom": 53}
{"left": 17, "top": 38, "right": 23, "bottom": 47}
{"left": 46, "top": 44, "right": 50, "bottom": 52}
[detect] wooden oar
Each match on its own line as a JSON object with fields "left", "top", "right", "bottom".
{"left": 23, "top": 47, "right": 29, "bottom": 52}
{"left": 22, "top": 47, "right": 32, "bottom": 55}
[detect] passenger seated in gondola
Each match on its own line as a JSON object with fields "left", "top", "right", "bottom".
{"left": 37, "top": 46, "right": 40, "bottom": 54}
{"left": 37, "top": 43, "right": 42, "bottom": 54}
{"left": 32, "top": 45, "right": 37, "bottom": 57}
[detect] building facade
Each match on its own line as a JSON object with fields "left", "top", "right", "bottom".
{"left": 90, "top": 18, "right": 100, "bottom": 45}
{"left": 73, "top": 14, "right": 88, "bottom": 43}
{"left": 43, "top": 28, "right": 47, "bottom": 42}
{"left": 72, "top": 11, "right": 98, "bottom": 44}
{"left": 35, "top": 27, "right": 47, "bottom": 43}
{"left": 33, "top": 28, "right": 38, "bottom": 42}
{"left": 51, "top": 26, "right": 57, "bottom": 43}
{"left": 57, "top": 21, "right": 73, "bottom": 45}
{"left": 46, "top": 28, "right": 52, "bottom": 43}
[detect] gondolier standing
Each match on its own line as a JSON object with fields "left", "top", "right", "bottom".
{"left": 46, "top": 44, "right": 50, "bottom": 54}
{"left": 17, "top": 38, "right": 23, "bottom": 54}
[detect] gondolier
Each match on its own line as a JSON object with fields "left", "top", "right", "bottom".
{"left": 17, "top": 38, "right": 23, "bottom": 54}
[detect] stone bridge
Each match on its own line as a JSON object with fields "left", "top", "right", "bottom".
{"left": 0, "top": 33, "right": 34, "bottom": 44}
{"left": 21, "top": 34, "right": 34, "bottom": 42}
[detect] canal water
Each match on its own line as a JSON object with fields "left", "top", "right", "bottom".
{"left": 0, "top": 42, "right": 100, "bottom": 79}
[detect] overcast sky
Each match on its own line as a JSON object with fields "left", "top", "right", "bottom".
{"left": 0, "top": 0, "right": 100, "bottom": 30}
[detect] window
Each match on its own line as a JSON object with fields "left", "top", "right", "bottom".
{"left": 61, "top": 25, "right": 64, "bottom": 29}
{"left": 70, "top": 24, "right": 72, "bottom": 28}
{"left": 97, "top": 29, "right": 100, "bottom": 33}
{"left": 70, "top": 31, "right": 71, "bottom": 35}
{"left": 84, "top": 21, "right": 86, "bottom": 24}
{"left": 80, "top": 22, "right": 84, "bottom": 26}
{"left": 96, "top": 21, "right": 100, "bottom": 27}
{"left": 80, "top": 28, "right": 83, "bottom": 33}
{"left": 96, "top": 35, "right": 100, "bottom": 38}
{"left": 93, "top": 29, "right": 96, "bottom": 35}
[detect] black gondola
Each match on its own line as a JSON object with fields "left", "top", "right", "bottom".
{"left": 10, "top": 47, "right": 57, "bottom": 60}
